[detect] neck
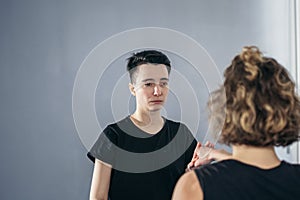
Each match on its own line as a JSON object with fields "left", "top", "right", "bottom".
{"left": 130, "top": 110, "right": 164, "bottom": 134}
{"left": 232, "top": 145, "right": 281, "bottom": 169}
{"left": 131, "top": 110, "right": 163, "bottom": 125}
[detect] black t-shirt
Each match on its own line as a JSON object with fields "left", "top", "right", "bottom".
{"left": 195, "top": 159, "right": 300, "bottom": 200}
{"left": 88, "top": 116, "right": 197, "bottom": 200}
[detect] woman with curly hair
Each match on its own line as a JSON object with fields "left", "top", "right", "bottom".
{"left": 173, "top": 46, "right": 300, "bottom": 200}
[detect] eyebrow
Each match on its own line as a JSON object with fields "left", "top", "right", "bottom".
{"left": 141, "top": 78, "right": 169, "bottom": 82}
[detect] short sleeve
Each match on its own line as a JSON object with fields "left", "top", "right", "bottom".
{"left": 87, "top": 126, "right": 117, "bottom": 166}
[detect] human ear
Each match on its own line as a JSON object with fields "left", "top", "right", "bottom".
{"left": 129, "top": 83, "right": 136, "bottom": 96}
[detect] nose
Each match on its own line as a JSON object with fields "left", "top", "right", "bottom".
{"left": 153, "top": 85, "right": 162, "bottom": 96}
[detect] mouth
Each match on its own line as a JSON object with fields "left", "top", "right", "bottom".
{"left": 149, "top": 100, "right": 164, "bottom": 104}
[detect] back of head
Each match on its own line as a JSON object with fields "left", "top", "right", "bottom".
{"left": 126, "top": 50, "right": 171, "bottom": 83}
{"left": 212, "top": 46, "right": 300, "bottom": 147}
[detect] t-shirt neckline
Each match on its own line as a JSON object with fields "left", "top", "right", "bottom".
{"left": 224, "top": 159, "right": 285, "bottom": 171}
{"left": 126, "top": 115, "right": 167, "bottom": 138}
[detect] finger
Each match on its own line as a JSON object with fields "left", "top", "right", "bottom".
{"left": 195, "top": 142, "right": 202, "bottom": 152}
{"left": 194, "top": 158, "right": 211, "bottom": 167}
{"left": 196, "top": 142, "right": 202, "bottom": 148}
{"left": 191, "top": 155, "right": 199, "bottom": 162}
{"left": 192, "top": 142, "right": 202, "bottom": 157}
{"left": 204, "top": 141, "right": 214, "bottom": 148}
{"left": 187, "top": 160, "right": 196, "bottom": 170}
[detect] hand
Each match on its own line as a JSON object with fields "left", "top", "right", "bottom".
{"left": 186, "top": 142, "right": 232, "bottom": 171}
{"left": 186, "top": 141, "right": 214, "bottom": 171}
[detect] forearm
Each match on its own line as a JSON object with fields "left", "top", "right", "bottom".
{"left": 89, "top": 190, "right": 108, "bottom": 200}
{"left": 89, "top": 159, "right": 112, "bottom": 200}
{"left": 89, "top": 195, "right": 108, "bottom": 200}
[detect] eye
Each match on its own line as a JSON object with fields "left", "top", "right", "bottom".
{"left": 160, "top": 82, "right": 169, "bottom": 87}
{"left": 144, "top": 82, "right": 155, "bottom": 87}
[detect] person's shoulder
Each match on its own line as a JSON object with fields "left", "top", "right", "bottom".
{"left": 164, "top": 117, "right": 179, "bottom": 124}
{"left": 281, "top": 160, "right": 300, "bottom": 167}
{"left": 281, "top": 160, "right": 300, "bottom": 172}
{"left": 102, "top": 116, "right": 131, "bottom": 136}
{"left": 105, "top": 116, "right": 130, "bottom": 129}
{"left": 164, "top": 117, "right": 189, "bottom": 128}
{"left": 280, "top": 161, "right": 300, "bottom": 185}
{"left": 172, "top": 171, "right": 203, "bottom": 200}
{"left": 192, "top": 160, "right": 238, "bottom": 188}
{"left": 195, "top": 160, "right": 238, "bottom": 175}
{"left": 164, "top": 118, "right": 195, "bottom": 143}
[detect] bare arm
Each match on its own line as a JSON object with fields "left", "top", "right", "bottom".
{"left": 172, "top": 171, "right": 203, "bottom": 200}
{"left": 89, "top": 159, "right": 112, "bottom": 200}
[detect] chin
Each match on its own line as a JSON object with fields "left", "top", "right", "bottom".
{"left": 148, "top": 106, "right": 163, "bottom": 112}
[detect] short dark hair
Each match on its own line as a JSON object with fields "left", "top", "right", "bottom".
{"left": 126, "top": 50, "right": 171, "bottom": 83}
{"left": 209, "top": 46, "right": 300, "bottom": 147}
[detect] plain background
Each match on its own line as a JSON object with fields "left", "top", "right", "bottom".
{"left": 0, "top": 0, "right": 298, "bottom": 199}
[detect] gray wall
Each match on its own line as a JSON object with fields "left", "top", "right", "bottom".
{"left": 0, "top": 0, "right": 296, "bottom": 199}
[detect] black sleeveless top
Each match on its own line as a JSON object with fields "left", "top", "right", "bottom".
{"left": 194, "top": 159, "right": 300, "bottom": 200}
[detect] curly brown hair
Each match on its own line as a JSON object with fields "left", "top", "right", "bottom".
{"left": 210, "top": 46, "right": 300, "bottom": 147}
